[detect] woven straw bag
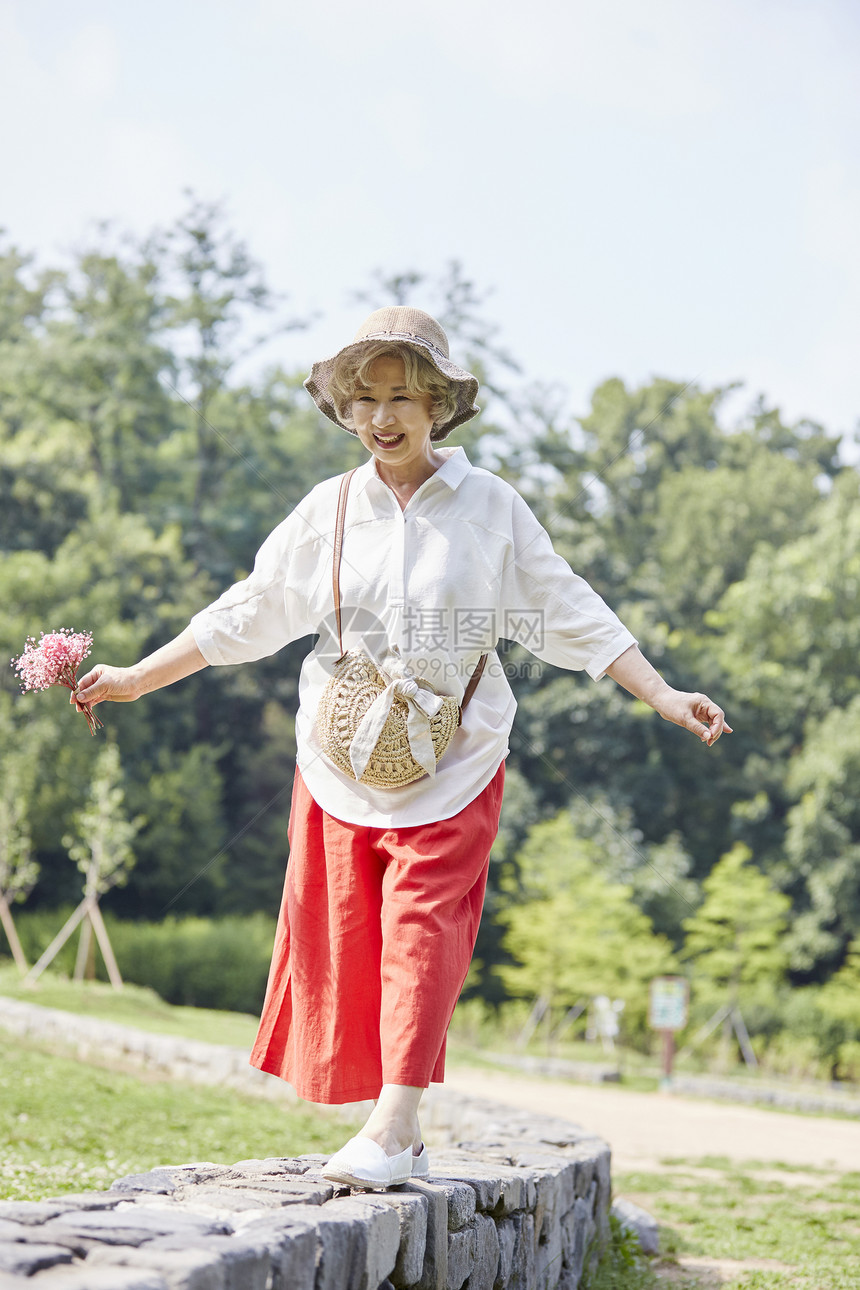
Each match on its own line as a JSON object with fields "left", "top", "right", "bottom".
{"left": 316, "top": 469, "right": 486, "bottom": 789}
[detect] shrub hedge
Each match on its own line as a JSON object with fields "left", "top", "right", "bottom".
{"left": 5, "top": 909, "right": 276, "bottom": 1015}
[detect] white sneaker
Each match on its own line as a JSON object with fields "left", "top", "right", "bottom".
{"left": 322, "top": 1136, "right": 414, "bottom": 1189}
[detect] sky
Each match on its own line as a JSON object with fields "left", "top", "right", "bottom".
{"left": 1, "top": 0, "right": 858, "bottom": 450}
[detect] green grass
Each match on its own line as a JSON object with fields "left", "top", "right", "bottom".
{"left": 585, "top": 1215, "right": 657, "bottom": 1289}
{"left": 613, "top": 1157, "right": 860, "bottom": 1289}
{"left": 0, "top": 1033, "right": 361, "bottom": 1203}
{"left": 0, "top": 966, "right": 260, "bottom": 1047}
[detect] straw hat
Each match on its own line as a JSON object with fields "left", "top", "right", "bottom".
{"left": 304, "top": 306, "right": 480, "bottom": 442}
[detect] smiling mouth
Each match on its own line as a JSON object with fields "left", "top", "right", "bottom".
{"left": 373, "top": 432, "right": 406, "bottom": 447}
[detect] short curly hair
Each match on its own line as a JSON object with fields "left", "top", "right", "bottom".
{"left": 327, "top": 342, "right": 460, "bottom": 433}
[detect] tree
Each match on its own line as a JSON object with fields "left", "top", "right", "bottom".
{"left": 149, "top": 193, "right": 308, "bottom": 567}
{"left": 25, "top": 742, "right": 143, "bottom": 988}
{"left": 818, "top": 938, "right": 860, "bottom": 1028}
{"left": 496, "top": 812, "right": 675, "bottom": 1041}
{"left": 682, "top": 843, "right": 790, "bottom": 1002}
{"left": 778, "top": 694, "right": 860, "bottom": 978}
{"left": 0, "top": 757, "right": 38, "bottom": 972}
{"left": 709, "top": 472, "right": 860, "bottom": 730}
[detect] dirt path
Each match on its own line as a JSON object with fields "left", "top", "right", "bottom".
{"left": 445, "top": 1063, "right": 860, "bottom": 1173}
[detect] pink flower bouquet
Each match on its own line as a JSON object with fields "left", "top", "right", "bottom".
{"left": 11, "top": 629, "right": 104, "bottom": 736}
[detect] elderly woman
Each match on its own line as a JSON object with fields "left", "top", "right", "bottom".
{"left": 74, "top": 307, "right": 730, "bottom": 1190}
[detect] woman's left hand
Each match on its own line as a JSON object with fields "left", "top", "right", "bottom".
{"left": 605, "top": 646, "right": 732, "bottom": 746}
{"left": 653, "top": 689, "right": 733, "bottom": 746}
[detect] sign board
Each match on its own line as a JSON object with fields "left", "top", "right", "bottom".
{"left": 649, "top": 976, "right": 689, "bottom": 1031}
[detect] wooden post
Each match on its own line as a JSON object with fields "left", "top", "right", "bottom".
{"left": 0, "top": 890, "right": 29, "bottom": 973}
{"left": 73, "top": 915, "right": 93, "bottom": 981}
{"left": 88, "top": 901, "right": 123, "bottom": 991}
{"left": 23, "top": 898, "right": 91, "bottom": 986}
{"left": 649, "top": 976, "right": 690, "bottom": 1090}
{"left": 74, "top": 863, "right": 98, "bottom": 982}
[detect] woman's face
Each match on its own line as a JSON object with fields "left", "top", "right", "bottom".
{"left": 351, "top": 356, "right": 440, "bottom": 479}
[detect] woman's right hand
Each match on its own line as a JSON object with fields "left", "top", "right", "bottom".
{"left": 71, "top": 627, "right": 209, "bottom": 714}
{"left": 72, "top": 664, "right": 140, "bottom": 711}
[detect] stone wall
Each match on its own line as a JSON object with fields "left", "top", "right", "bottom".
{"left": 0, "top": 997, "right": 612, "bottom": 1289}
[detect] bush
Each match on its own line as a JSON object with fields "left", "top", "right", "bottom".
{"left": 759, "top": 1032, "right": 831, "bottom": 1082}
{"left": 103, "top": 914, "right": 276, "bottom": 1013}
{"left": 836, "top": 1041, "right": 860, "bottom": 1082}
{"left": 4, "top": 910, "right": 276, "bottom": 1015}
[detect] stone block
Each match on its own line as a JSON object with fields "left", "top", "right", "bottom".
{"left": 223, "top": 1159, "right": 311, "bottom": 1178}
{"left": 534, "top": 1221, "right": 563, "bottom": 1290}
{"left": 206, "top": 1177, "right": 332, "bottom": 1206}
{"left": 87, "top": 1244, "right": 231, "bottom": 1290}
{"left": 487, "top": 1167, "right": 533, "bottom": 1216}
{"left": 560, "top": 1197, "right": 594, "bottom": 1288}
{"left": 314, "top": 1196, "right": 400, "bottom": 1290}
{"left": 0, "top": 1273, "right": 30, "bottom": 1290}
{"left": 453, "top": 1142, "right": 514, "bottom": 1163}
{"left": 111, "top": 1170, "right": 178, "bottom": 1195}
{"left": 463, "top": 1214, "right": 499, "bottom": 1290}
{"left": 426, "top": 1165, "right": 500, "bottom": 1213}
{"left": 496, "top": 1212, "right": 533, "bottom": 1290}
{"left": 611, "top": 1198, "right": 659, "bottom": 1255}
{"left": 370, "top": 1191, "right": 428, "bottom": 1288}
{"left": 446, "top": 1224, "right": 477, "bottom": 1290}
{"left": 402, "top": 1181, "right": 447, "bottom": 1290}
{"left": 43, "top": 1193, "right": 124, "bottom": 1212}
{"left": 0, "top": 1240, "right": 73, "bottom": 1276}
{"left": 0, "top": 1218, "right": 36, "bottom": 1241}
{"left": 510, "top": 1151, "right": 564, "bottom": 1169}
{"left": 171, "top": 1184, "right": 295, "bottom": 1213}
{"left": 146, "top": 1236, "right": 270, "bottom": 1290}
{"left": 29, "top": 1264, "right": 169, "bottom": 1289}
{"left": 0, "top": 1202, "right": 67, "bottom": 1226}
{"left": 231, "top": 1202, "right": 324, "bottom": 1233}
{"left": 515, "top": 1160, "right": 576, "bottom": 1228}
{"left": 570, "top": 1156, "right": 594, "bottom": 1200}
{"left": 233, "top": 1210, "right": 321, "bottom": 1290}
{"left": 37, "top": 1206, "right": 227, "bottom": 1254}
{"left": 420, "top": 1178, "right": 476, "bottom": 1231}
{"left": 593, "top": 1149, "right": 611, "bottom": 1214}
{"left": 236, "top": 1218, "right": 317, "bottom": 1290}
{"left": 495, "top": 1218, "right": 517, "bottom": 1286}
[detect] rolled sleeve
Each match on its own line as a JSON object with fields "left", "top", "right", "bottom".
{"left": 501, "top": 492, "right": 637, "bottom": 680}
{"left": 190, "top": 516, "right": 317, "bottom": 666}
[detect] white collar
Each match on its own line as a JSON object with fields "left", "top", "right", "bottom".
{"left": 352, "top": 445, "right": 472, "bottom": 497}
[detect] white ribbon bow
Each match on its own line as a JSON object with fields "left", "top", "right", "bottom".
{"left": 349, "top": 665, "right": 445, "bottom": 782}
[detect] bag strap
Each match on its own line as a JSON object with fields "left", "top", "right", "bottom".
{"left": 460, "top": 651, "right": 487, "bottom": 713}
{"left": 330, "top": 465, "right": 487, "bottom": 707}
{"left": 332, "top": 467, "right": 358, "bottom": 660}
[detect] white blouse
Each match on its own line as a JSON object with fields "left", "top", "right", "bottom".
{"left": 190, "top": 447, "right": 637, "bottom": 827}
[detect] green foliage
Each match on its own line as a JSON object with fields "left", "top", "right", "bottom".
{"left": 0, "top": 757, "right": 37, "bottom": 904}
{"left": 681, "top": 844, "right": 790, "bottom": 999}
{"left": 2, "top": 198, "right": 859, "bottom": 1012}
{"left": 63, "top": 742, "right": 143, "bottom": 894}
{"left": 103, "top": 913, "right": 275, "bottom": 1012}
{"left": 819, "top": 938, "right": 860, "bottom": 1026}
{"left": 497, "top": 813, "right": 676, "bottom": 1039}
{"left": 4, "top": 910, "right": 276, "bottom": 1014}
{"left": 584, "top": 1214, "right": 656, "bottom": 1290}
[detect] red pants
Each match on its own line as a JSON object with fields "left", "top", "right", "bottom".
{"left": 250, "top": 761, "right": 505, "bottom": 1103}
